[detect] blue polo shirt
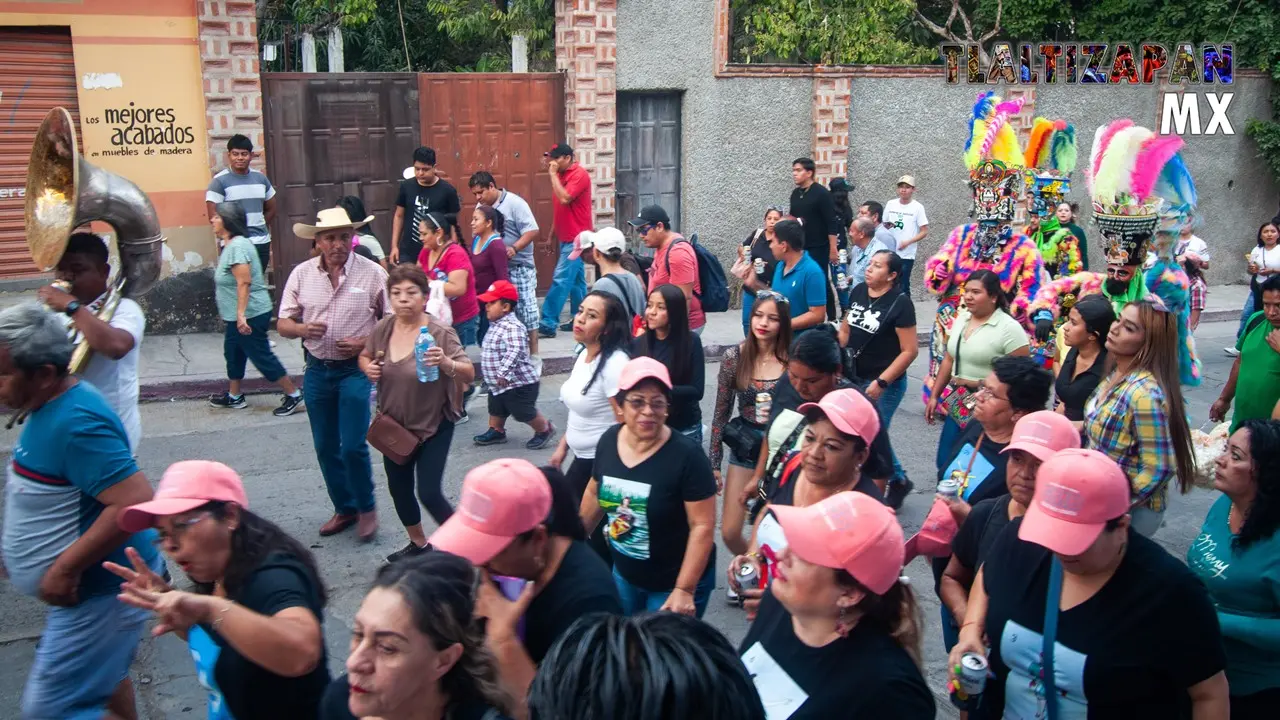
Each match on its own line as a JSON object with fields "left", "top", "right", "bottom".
{"left": 771, "top": 251, "right": 827, "bottom": 321}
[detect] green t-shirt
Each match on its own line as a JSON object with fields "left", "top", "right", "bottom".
{"left": 1232, "top": 312, "right": 1280, "bottom": 432}
{"left": 215, "top": 236, "right": 274, "bottom": 322}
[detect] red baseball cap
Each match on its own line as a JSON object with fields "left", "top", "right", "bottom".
{"left": 797, "top": 388, "right": 880, "bottom": 444}
{"left": 1001, "top": 411, "right": 1081, "bottom": 462}
{"left": 477, "top": 280, "right": 519, "bottom": 304}
{"left": 769, "top": 491, "right": 905, "bottom": 595}
{"left": 903, "top": 497, "right": 959, "bottom": 564}
{"left": 616, "top": 356, "right": 672, "bottom": 392}
{"left": 118, "top": 461, "right": 249, "bottom": 533}
{"left": 428, "top": 459, "right": 552, "bottom": 565}
{"left": 1018, "top": 449, "right": 1132, "bottom": 556}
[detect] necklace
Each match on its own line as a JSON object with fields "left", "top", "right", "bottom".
{"left": 1229, "top": 503, "right": 1245, "bottom": 533}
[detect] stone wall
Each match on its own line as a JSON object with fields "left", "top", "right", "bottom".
{"left": 554, "top": 0, "right": 618, "bottom": 229}
{"left": 197, "top": 0, "right": 266, "bottom": 173}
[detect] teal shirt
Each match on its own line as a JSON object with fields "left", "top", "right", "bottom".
{"left": 1187, "top": 494, "right": 1280, "bottom": 695}
{"left": 215, "top": 236, "right": 273, "bottom": 322}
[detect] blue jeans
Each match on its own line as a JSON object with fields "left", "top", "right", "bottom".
{"left": 936, "top": 415, "right": 962, "bottom": 474}
{"left": 1237, "top": 291, "right": 1256, "bottom": 339}
{"left": 613, "top": 559, "right": 716, "bottom": 619}
{"left": 304, "top": 359, "right": 375, "bottom": 515}
{"left": 539, "top": 242, "right": 587, "bottom": 333}
{"left": 224, "top": 312, "right": 287, "bottom": 382}
{"left": 742, "top": 289, "right": 756, "bottom": 336}
{"left": 898, "top": 258, "right": 915, "bottom": 295}
{"left": 868, "top": 375, "right": 908, "bottom": 483}
{"left": 454, "top": 314, "right": 479, "bottom": 347}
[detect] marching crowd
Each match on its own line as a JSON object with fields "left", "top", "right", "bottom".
{"left": 3, "top": 105, "right": 1280, "bottom": 720}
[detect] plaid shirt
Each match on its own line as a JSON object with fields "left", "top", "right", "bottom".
{"left": 1084, "top": 370, "right": 1177, "bottom": 512}
{"left": 279, "top": 252, "right": 388, "bottom": 360}
{"left": 1189, "top": 276, "right": 1208, "bottom": 311}
{"left": 481, "top": 313, "right": 538, "bottom": 394}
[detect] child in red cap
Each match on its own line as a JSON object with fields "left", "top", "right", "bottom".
{"left": 474, "top": 280, "right": 556, "bottom": 449}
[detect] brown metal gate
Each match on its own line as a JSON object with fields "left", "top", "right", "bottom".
{"left": 0, "top": 27, "right": 79, "bottom": 280}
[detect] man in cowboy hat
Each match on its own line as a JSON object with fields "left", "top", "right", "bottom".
{"left": 279, "top": 207, "right": 389, "bottom": 541}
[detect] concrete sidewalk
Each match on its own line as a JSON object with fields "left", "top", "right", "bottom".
{"left": 54, "top": 283, "right": 1258, "bottom": 401}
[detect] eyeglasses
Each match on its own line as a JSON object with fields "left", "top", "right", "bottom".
{"left": 623, "top": 396, "right": 669, "bottom": 413}
{"left": 975, "top": 383, "right": 1009, "bottom": 403}
{"left": 153, "top": 511, "right": 212, "bottom": 548}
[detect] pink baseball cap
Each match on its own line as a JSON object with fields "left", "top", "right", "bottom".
{"left": 768, "top": 491, "right": 905, "bottom": 595}
{"left": 118, "top": 461, "right": 249, "bottom": 533}
{"left": 616, "top": 356, "right": 672, "bottom": 393}
{"left": 797, "top": 388, "right": 881, "bottom": 443}
{"left": 428, "top": 459, "right": 552, "bottom": 565}
{"left": 903, "top": 497, "right": 959, "bottom": 564}
{"left": 1018, "top": 449, "right": 1131, "bottom": 556}
{"left": 1001, "top": 411, "right": 1081, "bottom": 462}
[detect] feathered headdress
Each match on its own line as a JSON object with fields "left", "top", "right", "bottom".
{"left": 1025, "top": 118, "right": 1077, "bottom": 209}
{"left": 964, "top": 92, "right": 1024, "bottom": 171}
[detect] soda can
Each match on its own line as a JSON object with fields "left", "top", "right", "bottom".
{"left": 937, "top": 476, "right": 961, "bottom": 499}
{"left": 838, "top": 248, "right": 849, "bottom": 265}
{"left": 837, "top": 272, "right": 849, "bottom": 290}
{"left": 736, "top": 561, "right": 759, "bottom": 592}
{"left": 753, "top": 257, "right": 765, "bottom": 275}
{"left": 950, "top": 652, "right": 988, "bottom": 710}
{"left": 755, "top": 391, "right": 772, "bottom": 423}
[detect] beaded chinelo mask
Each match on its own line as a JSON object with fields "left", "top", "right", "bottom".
{"left": 963, "top": 92, "right": 1027, "bottom": 261}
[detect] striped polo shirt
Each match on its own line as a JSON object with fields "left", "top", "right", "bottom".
{"left": 206, "top": 168, "right": 276, "bottom": 244}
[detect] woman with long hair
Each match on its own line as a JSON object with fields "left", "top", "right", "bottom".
{"left": 110, "top": 461, "right": 330, "bottom": 720}
{"left": 208, "top": 202, "right": 303, "bottom": 415}
{"left": 418, "top": 212, "right": 481, "bottom": 348}
{"left": 1053, "top": 293, "right": 1114, "bottom": 423}
{"left": 1189, "top": 419, "right": 1280, "bottom": 718}
{"left": 739, "top": 207, "right": 785, "bottom": 334}
{"left": 469, "top": 204, "right": 509, "bottom": 343}
{"left": 633, "top": 284, "right": 706, "bottom": 443}
{"left": 1085, "top": 298, "right": 1196, "bottom": 536}
{"left": 338, "top": 195, "right": 387, "bottom": 267}
{"left": 1055, "top": 201, "right": 1089, "bottom": 270}
{"left": 712, "top": 292, "right": 791, "bottom": 558}
{"left": 738, "top": 492, "right": 935, "bottom": 718}
{"left": 925, "top": 269, "right": 1031, "bottom": 471}
{"left": 360, "top": 264, "right": 475, "bottom": 561}
{"left": 320, "top": 552, "right": 516, "bottom": 720}
{"left": 1230, "top": 221, "right": 1280, "bottom": 356}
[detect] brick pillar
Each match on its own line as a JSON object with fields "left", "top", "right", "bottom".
{"left": 811, "top": 75, "right": 851, "bottom": 184}
{"left": 197, "top": 0, "right": 266, "bottom": 174}
{"left": 555, "top": 0, "right": 617, "bottom": 229}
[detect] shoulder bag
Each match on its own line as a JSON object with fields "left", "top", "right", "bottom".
{"left": 365, "top": 344, "right": 424, "bottom": 465}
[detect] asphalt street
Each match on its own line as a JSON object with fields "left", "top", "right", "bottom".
{"left": 0, "top": 319, "right": 1243, "bottom": 719}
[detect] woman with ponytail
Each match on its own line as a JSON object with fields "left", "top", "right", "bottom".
{"left": 737, "top": 491, "right": 934, "bottom": 719}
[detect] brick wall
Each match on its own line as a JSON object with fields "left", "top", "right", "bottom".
{"left": 555, "top": 0, "right": 617, "bottom": 228}
{"left": 812, "top": 76, "right": 851, "bottom": 184}
{"left": 197, "top": 0, "right": 265, "bottom": 174}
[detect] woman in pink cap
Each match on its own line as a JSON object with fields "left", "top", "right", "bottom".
{"left": 951, "top": 449, "right": 1229, "bottom": 719}
{"left": 579, "top": 356, "right": 717, "bottom": 617}
{"left": 938, "top": 410, "right": 1079, "bottom": 647}
{"left": 738, "top": 491, "right": 934, "bottom": 719}
{"left": 108, "top": 460, "right": 331, "bottom": 720}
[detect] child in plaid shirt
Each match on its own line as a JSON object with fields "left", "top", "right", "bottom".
{"left": 1185, "top": 254, "right": 1208, "bottom": 331}
{"left": 473, "top": 280, "right": 557, "bottom": 449}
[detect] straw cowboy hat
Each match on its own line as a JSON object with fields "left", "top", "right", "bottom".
{"left": 293, "top": 207, "right": 375, "bottom": 239}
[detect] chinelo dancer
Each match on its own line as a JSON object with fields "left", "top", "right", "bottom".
{"left": 1029, "top": 118, "right": 1202, "bottom": 382}
{"left": 1023, "top": 118, "right": 1082, "bottom": 282}
{"left": 923, "top": 92, "right": 1045, "bottom": 400}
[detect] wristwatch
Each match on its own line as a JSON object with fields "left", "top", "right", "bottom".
{"left": 875, "top": 377, "right": 889, "bottom": 389}
{"left": 63, "top": 300, "right": 82, "bottom": 317}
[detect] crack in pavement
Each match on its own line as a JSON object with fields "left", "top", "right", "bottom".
{"left": 175, "top": 335, "right": 191, "bottom": 374}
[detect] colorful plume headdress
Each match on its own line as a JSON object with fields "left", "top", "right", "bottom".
{"left": 964, "top": 92, "right": 1025, "bottom": 225}
{"left": 1025, "top": 118, "right": 1077, "bottom": 210}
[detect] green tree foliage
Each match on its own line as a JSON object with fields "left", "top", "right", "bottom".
{"left": 729, "top": 0, "right": 935, "bottom": 64}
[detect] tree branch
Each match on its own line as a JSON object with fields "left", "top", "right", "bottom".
{"left": 978, "top": 0, "right": 1004, "bottom": 44}
{"left": 912, "top": 0, "right": 961, "bottom": 42}
{"left": 956, "top": 0, "right": 975, "bottom": 41}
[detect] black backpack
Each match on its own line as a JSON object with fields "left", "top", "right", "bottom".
{"left": 661, "top": 234, "right": 730, "bottom": 313}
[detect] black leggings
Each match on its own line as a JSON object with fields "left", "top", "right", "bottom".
{"left": 565, "top": 454, "right": 612, "bottom": 567}
{"left": 385, "top": 421, "right": 455, "bottom": 527}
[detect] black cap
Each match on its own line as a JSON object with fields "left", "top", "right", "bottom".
{"left": 546, "top": 143, "right": 573, "bottom": 159}
{"left": 628, "top": 205, "right": 670, "bottom": 228}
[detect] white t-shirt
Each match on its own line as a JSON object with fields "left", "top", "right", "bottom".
{"left": 1250, "top": 244, "right": 1280, "bottom": 283}
{"left": 79, "top": 298, "right": 145, "bottom": 454}
{"left": 560, "top": 348, "right": 629, "bottom": 459}
{"left": 882, "top": 199, "right": 929, "bottom": 260}
{"left": 1145, "top": 234, "right": 1211, "bottom": 269}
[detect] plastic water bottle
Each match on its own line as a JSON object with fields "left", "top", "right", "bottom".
{"left": 416, "top": 327, "right": 438, "bottom": 382}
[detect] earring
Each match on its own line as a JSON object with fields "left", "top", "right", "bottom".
{"left": 837, "top": 605, "right": 850, "bottom": 638}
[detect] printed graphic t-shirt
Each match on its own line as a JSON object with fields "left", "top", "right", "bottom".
{"left": 592, "top": 425, "right": 717, "bottom": 592}
{"left": 932, "top": 421, "right": 1010, "bottom": 588}
{"left": 1, "top": 381, "right": 158, "bottom": 599}
{"left": 882, "top": 198, "right": 929, "bottom": 260}
{"left": 842, "top": 283, "right": 915, "bottom": 381}
{"left": 738, "top": 590, "right": 935, "bottom": 720}
{"left": 975, "top": 518, "right": 1226, "bottom": 720}
{"left": 395, "top": 177, "right": 462, "bottom": 260}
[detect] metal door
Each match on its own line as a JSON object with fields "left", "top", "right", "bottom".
{"left": 616, "top": 92, "right": 681, "bottom": 244}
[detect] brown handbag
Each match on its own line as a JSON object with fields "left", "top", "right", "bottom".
{"left": 366, "top": 350, "right": 422, "bottom": 465}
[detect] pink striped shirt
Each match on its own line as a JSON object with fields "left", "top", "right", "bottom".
{"left": 279, "top": 253, "right": 389, "bottom": 360}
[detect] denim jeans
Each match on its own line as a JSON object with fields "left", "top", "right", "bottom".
{"left": 1237, "top": 291, "right": 1256, "bottom": 339}
{"left": 539, "top": 242, "right": 587, "bottom": 333}
{"left": 863, "top": 375, "right": 908, "bottom": 483}
{"left": 224, "top": 312, "right": 287, "bottom": 382}
{"left": 454, "top": 314, "right": 479, "bottom": 347}
{"left": 612, "top": 559, "right": 716, "bottom": 619}
{"left": 898, "top": 259, "right": 915, "bottom": 295}
{"left": 304, "top": 359, "right": 375, "bottom": 515}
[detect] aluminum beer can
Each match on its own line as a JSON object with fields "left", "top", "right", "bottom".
{"left": 736, "top": 561, "right": 759, "bottom": 591}
{"left": 838, "top": 248, "right": 849, "bottom": 265}
{"left": 836, "top": 272, "right": 848, "bottom": 289}
{"left": 950, "top": 652, "right": 988, "bottom": 710}
{"left": 753, "top": 257, "right": 765, "bottom": 275}
{"left": 937, "top": 476, "right": 961, "bottom": 499}
{"left": 755, "top": 392, "right": 772, "bottom": 424}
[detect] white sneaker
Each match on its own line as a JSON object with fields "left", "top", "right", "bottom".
{"left": 1224, "top": 347, "right": 1240, "bottom": 357}
{"left": 726, "top": 586, "right": 740, "bottom": 605}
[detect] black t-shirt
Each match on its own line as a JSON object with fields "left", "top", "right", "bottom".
{"left": 738, "top": 590, "right": 935, "bottom": 720}
{"left": 789, "top": 183, "right": 840, "bottom": 253}
{"left": 320, "top": 674, "right": 512, "bottom": 720}
{"left": 1055, "top": 348, "right": 1108, "bottom": 422}
{"left": 769, "top": 451, "right": 883, "bottom": 505}
{"left": 743, "top": 229, "right": 779, "bottom": 290}
{"left": 932, "top": 421, "right": 1010, "bottom": 589}
{"left": 524, "top": 540, "right": 623, "bottom": 662}
{"left": 842, "top": 284, "right": 916, "bottom": 381}
{"left": 630, "top": 333, "right": 705, "bottom": 431}
{"left": 592, "top": 425, "right": 717, "bottom": 592}
{"left": 768, "top": 375, "right": 894, "bottom": 482}
{"left": 976, "top": 518, "right": 1226, "bottom": 719}
{"left": 191, "top": 554, "right": 329, "bottom": 720}
{"left": 395, "top": 177, "right": 462, "bottom": 259}
{"left": 951, "top": 495, "right": 1013, "bottom": 573}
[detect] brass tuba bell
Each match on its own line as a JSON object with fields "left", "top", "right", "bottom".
{"left": 24, "top": 107, "right": 164, "bottom": 375}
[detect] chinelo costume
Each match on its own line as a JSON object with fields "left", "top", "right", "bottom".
{"left": 1024, "top": 118, "right": 1082, "bottom": 280}
{"left": 923, "top": 92, "right": 1046, "bottom": 399}
{"left": 1029, "top": 119, "right": 1202, "bottom": 383}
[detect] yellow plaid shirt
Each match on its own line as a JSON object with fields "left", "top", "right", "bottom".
{"left": 1084, "top": 370, "right": 1178, "bottom": 512}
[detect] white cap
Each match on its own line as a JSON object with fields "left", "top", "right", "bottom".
{"left": 570, "top": 227, "right": 627, "bottom": 260}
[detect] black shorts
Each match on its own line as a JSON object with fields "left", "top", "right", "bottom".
{"left": 487, "top": 381, "right": 540, "bottom": 423}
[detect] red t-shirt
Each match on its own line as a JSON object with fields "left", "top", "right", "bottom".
{"left": 418, "top": 241, "right": 479, "bottom": 323}
{"left": 553, "top": 162, "right": 594, "bottom": 243}
{"left": 649, "top": 235, "right": 705, "bottom": 330}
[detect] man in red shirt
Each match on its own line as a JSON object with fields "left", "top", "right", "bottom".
{"left": 538, "top": 143, "right": 593, "bottom": 338}
{"left": 629, "top": 205, "right": 705, "bottom": 333}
